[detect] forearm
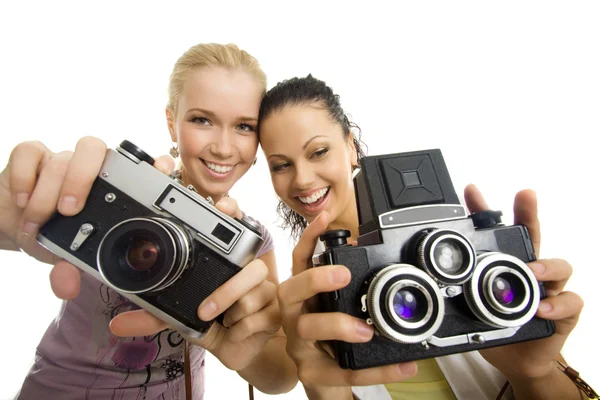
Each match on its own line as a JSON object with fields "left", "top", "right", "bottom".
{"left": 237, "top": 335, "right": 298, "bottom": 394}
{"left": 510, "top": 367, "right": 581, "bottom": 400}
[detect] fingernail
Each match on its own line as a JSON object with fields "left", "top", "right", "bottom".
{"left": 14, "top": 193, "right": 30, "bottom": 208}
{"left": 355, "top": 320, "right": 373, "bottom": 340}
{"left": 330, "top": 268, "right": 349, "bottom": 284}
{"left": 539, "top": 302, "right": 552, "bottom": 313}
{"left": 22, "top": 221, "right": 39, "bottom": 236}
{"left": 59, "top": 196, "right": 78, "bottom": 214}
{"left": 198, "top": 301, "right": 217, "bottom": 321}
{"left": 398, "top": 362, "right": 417, "bottom": 377}
{"left": 529, "top": 262, "right": 546, "bottom": 275}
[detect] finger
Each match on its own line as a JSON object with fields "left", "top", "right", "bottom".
{"left": 513, "top": 189, "right": 541, "bottom": 257}
{"left": 109, "top": 309, "right": 169, "bottom": 337}
{"left": 536, "top": 291, "right": 584, "bottom": 330}
{"left": 49, "top": 260, "right": 81, "bottom": 300}
{"left": 278, "top": 265, "right": 350, "bottom": 307}
{"left": 291, "top": 211, "right": 330, "bottom": 276}
{"left": 214, "top": 197, "right": 243, "bottom": 219}
{"left": 197, "top": 259, "right": 268, "bottom": 321}
{"left": 57, "top": 136, "right": 107, "bottom": 216}
{"left": 8, "top": 141, "right": 51, "bottom": 208}
{"left": 299, "top": 357, "right": 417, "bottom": 387}
{"left": 528, "top": 258, "right": 572, "bottom": 295}
{"left": 464, "top": 184, "right": 490, "bottom": 214}
{"left": 297, "top": 313, "right": 374, "bottom": 343}
{"left": 227, "top": 303, "right": 281, "bottom": 342}
{"left": 21, "top": 151, "right": 72, "bottom": 235}
{"left": 154, "top": 155, "right": 176, "bottom": 175}
{"left": 222, "top": 280, "right": 277, "bottom": 328}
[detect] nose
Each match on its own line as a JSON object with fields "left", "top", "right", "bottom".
{"left": 210, "top": 128, "right": 234, "bottom": 159}
{"left": 293, "top": 162, "right": 315, "bottom": 190}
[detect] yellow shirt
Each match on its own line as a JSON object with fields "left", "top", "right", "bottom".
{"left": 385, "top": 358, "right": 456, "bottom": 400}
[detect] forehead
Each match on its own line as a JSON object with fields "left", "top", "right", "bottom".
{"left": 260, "top": 104, "right": 343, "bottom": 153}
{"left": 178, "top": 66, "right": 263, "bottom": 117}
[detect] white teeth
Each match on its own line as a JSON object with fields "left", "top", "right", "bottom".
{"left": 205, "top": 161, "right": 233, "bottom": 173}
{"left": 299, "top": 187, "right": 329, "bottom": 205}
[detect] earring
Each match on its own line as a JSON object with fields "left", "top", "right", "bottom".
{"left": 170, "top": 142, "right": 179, "bottom": 158}
{"left": 253, "top": 158, "right": 257, "bottom": 166}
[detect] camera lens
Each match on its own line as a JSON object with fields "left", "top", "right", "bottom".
{"left": 464, "top": 252, "right": 539, "bottom": 328}
{"left": 417, "top": 229, "right": 475, "bottom": 285}
{"left": 125, "top": 238, "right": 160, "bottom": 272}
{"left": 98, "top": 217, "right": 192, "bottom": 294}
{"left": 367, "top": 264, "right": 444, "bottom": 343}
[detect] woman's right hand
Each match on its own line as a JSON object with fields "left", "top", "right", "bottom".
{"left": 277, "top": 211, "right": 418, "bottom": 396}
{"left": 0, "top": 137, "right": 174, "bottom": 300}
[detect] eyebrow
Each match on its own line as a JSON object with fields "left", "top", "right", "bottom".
{"left": 267, "top": 135, "right": 328, "bottom": 160}
{"left": 186, "top": 108, "right": 257, "bottom": 123}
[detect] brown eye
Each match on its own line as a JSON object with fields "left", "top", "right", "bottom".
{"left": 312, "top": 147, "right": 329, "bottom": 158}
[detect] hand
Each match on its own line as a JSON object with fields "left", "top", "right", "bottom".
{"left": 464, "top": 184, "right": 584, "bottom": 381}
{"left": 110, "top": 197, "right": 281, "bottom": 371}
{"left": 277, "top": 211, "right": 417, "bottom": 390}
{"left": 0, "top": 137, "right": 175, "bottom": 300}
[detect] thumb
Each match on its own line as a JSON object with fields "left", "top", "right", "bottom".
{"left": 291, "top": 211, "right": 330, "bottom": 276}
{"left": 153, "top": 155, "right": 176, "bottom": 175}
{"left": 215, "top": 197, "right": 243, "bottom": 219}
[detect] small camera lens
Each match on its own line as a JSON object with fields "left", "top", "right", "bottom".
{"left": 416, "top": 229, "right": 475, "bottom": 285}
{"left": 464, "top": 252, "right": 539, "bottom": 328}
{"left": 98, "top": 217, "right": 192, "bottom": 294}
{"left": 367, "top": 264, "right": 444, "bottom": 344}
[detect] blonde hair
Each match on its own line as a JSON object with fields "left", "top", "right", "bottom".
{"left": 167, "top": 42, "right": 267, "bottom": 116}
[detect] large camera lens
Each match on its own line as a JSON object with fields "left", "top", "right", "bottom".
{"left": 416, "top": 229, "right": 475, "bottom": 285}
{"left": 464, "top": 252, "right": 539, "bottom": 328}
{"left": 98, "top": 217, "right": 192, "bottom": 294}
{"left": 367, "top": 264, "right": 444, "bottom": 343}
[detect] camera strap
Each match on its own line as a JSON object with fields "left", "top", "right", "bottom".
{"left": 184, "top": 340, "right": 192, "bottom": 400}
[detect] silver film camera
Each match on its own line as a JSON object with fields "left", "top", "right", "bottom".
{"left": 313, "top": 149, "right": 555, "bottom": 370}
{"left": 37, "top": 140, "right": 264, "bottom": 338}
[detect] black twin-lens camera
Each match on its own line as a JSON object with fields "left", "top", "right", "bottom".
{"left": 37, "top": 140, "right": 264, "bottom": 338}
{"left": 313, "top": 149, "right": 555, "bottom": 369}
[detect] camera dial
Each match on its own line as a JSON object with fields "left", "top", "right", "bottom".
{"left": 320, "top": 229, "right": 351, "bottom": 248}
{"left": 117, "top": 140, "right": 155, "bottom": 165}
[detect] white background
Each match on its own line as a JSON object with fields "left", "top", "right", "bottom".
{"left": 1, "top": 1, "right": 599, "bottom": 399}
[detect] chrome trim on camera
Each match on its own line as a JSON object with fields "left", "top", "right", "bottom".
{"left": 36, "top": 235, "right": 206, "bottom": 339}
{"left": 418, "top": 229, "right": 475, "bottom": 284}
{"left": 386, "top": 281, "right": 433, "bottom": 330}
{"left": 70, "top": 223, "right": 95, "bottom": 251}
{"left": 427, "top": 327, "right": 520, "bottom": 347}
{"left": 116, "top": 145, "right": 142, "bottom": 164}
{"left": 367, "top": 264, "right": 444, "bottom": 344}
{"left": 483, "top": 266, "right": 531, "bottom": 314}
{"left": 378, "top": 204, "right": 468, "bottom": 229}
{"left": 465, "top": 252, "right": 540, "bottom": 328}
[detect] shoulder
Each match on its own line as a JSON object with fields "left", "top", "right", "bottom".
{"left": 243, "top": 213, "right": 275, "bottom": 258}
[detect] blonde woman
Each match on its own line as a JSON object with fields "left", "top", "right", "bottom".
{"left": 0, "top": 43, "right": 297, "bottom": 399}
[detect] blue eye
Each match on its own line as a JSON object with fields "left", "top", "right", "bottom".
{"left": 272, "top": 163, "right": 290, "bottom": 172}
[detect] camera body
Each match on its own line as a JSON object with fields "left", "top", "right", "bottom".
{"left": 313, "top": 149, "right": 555, "bottom": 370}
{"left": 37, "top": 140, "right": 264, "bottom": 338}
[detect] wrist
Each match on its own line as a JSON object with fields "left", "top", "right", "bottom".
{"left": 509, "top": 365, "right": 581, "bottom": 400}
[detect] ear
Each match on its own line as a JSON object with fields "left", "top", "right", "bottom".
{"left": 166, "top": 107, "right": 177, "bottom": 142}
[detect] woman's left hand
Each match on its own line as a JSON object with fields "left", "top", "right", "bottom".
{"left": 108, "top": 197, "right": 281, "bottom": 371}
{"left": 464, "top": 184, "right": 584, "bottom": 382}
